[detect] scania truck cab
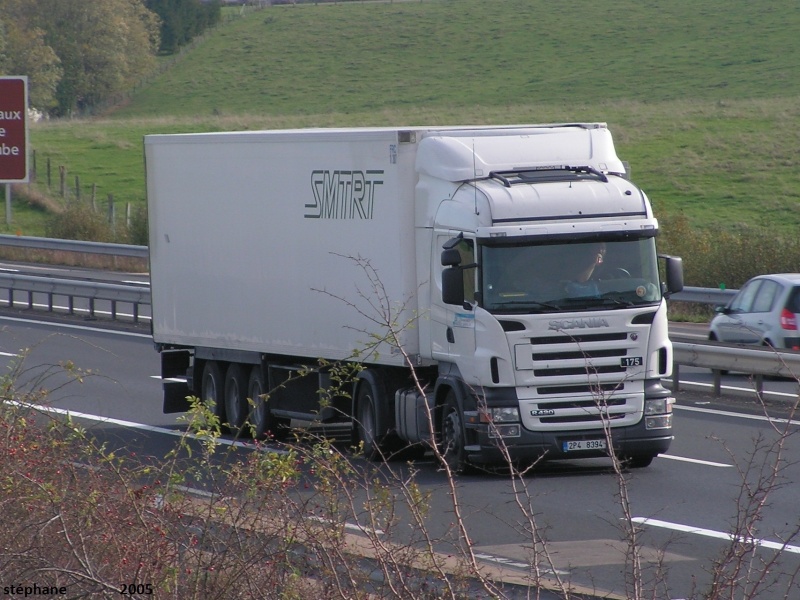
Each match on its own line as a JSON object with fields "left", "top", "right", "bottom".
{"left": 404, "top": 126, "right": 683, "bottom": 470}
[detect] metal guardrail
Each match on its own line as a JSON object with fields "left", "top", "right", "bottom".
{"left": 0, "top": 272, "right": 150, "bottom": 323}
{"left": 673, "top": 341, "right": 800, "bottom": 397}
{"left": 0, "top": 234, "right": 148, "bottom": 259}
{"left": 4, "top": 235, "right": 797, "bottom": 399}
{"left": 670, "top": 286, "right": 736, "bottom": 305}
{"left": 0, "top": 235, "right": 150, "bottom": 323}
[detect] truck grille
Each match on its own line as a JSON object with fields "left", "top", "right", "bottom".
{"left": 532, "top": 332, "right": 628, "bottom": 345}
{"left": 516, "top": 330, "right": 644, "bottom": 430}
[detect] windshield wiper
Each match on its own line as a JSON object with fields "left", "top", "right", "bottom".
{"left": 599, "top": 296, "right": 637, "bottom": 308}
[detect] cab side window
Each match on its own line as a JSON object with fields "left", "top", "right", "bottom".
{"left": 437, "top": 235, "right": 475, "bottom": 303}
{"left": 456, "top": 238, "right": 476, "bottom": 302}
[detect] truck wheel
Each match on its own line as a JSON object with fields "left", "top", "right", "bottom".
{"left": 247, "top": 367, "right": 268, "bottom": 438}
{"left": 440, "top": 392, "right": 469, "bottom": 474}
{"left": 356, "top": 382, "right": 384, "bottom": 461}
{"left": 201, "top": 361, "right": 225, "bottom": 421}
{"left": 248, "top": 366, "right": 288, "bottom": 441}
{"left": 224, "top": 364, "right": 248, "bottom": 437}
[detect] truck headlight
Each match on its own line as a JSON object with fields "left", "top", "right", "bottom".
{"left": 644, "top": 396, "right": 674, "bottom": 430}
{"left": 488, "top": 407, "right": 520, "bottom": 423}
{"left": 644, "top": 397, "right": 674, "bottom": 416}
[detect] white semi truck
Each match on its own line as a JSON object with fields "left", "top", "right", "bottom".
{"left": 145, "top": 123, "right": 683, "bottom": 471}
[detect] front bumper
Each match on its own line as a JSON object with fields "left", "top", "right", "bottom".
{"left": 461, "top": 380, "right": 674, "bottom": 466}
{"left": 463, "top": 419, "right": 673, "bottom": 465}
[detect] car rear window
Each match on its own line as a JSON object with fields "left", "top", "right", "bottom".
{"left": 786, "top": 286, "right": 800, "bottom": 313}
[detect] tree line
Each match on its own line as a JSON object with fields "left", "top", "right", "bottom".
{"left": 0, "top": 0, "right": 221, "bottom": 117}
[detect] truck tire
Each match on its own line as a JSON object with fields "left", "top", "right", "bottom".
{"left": 224, "top": 363, "right": 248, "bottom": 437}
{"left": 247, "top": 366, "right": 268, "bottom": 439}
{"left": 247, "top": 366, "right": 289, "bottom": 441}
{"left": 440, "top": 392, "right": 470, "bottom": 474}
{"left": 356, "top": 382, "right": 383, "bottom": 461}
{"left": 201, "top": 361, "right": 225, "bottom": 421}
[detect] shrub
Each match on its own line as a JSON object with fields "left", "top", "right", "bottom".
{"left": 127, "top": 204, "right": 149, "bottom": 246}
{"left": 45, "top": 201, "right": 117, "bottom": 242}
{"left": 659, "top": 213, "right": 800, "bottom": 289}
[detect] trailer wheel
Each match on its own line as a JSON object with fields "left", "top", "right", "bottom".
{"left": 248, "top": 366, "right": 288, "bottom": 441}
{"left": 201, "top": 361, "right": 225, "bottom": 421}
{"left": 440, "top": 392, "right": 469, "bottom": 474}
{"left": 224, "top": 364, "right": 249, "bottom": 437}
{"left": 356, "top": 382, "right": 384, "bottom": 461}
{"left": 247, "top": 367, "right": 268, "bottom": 438}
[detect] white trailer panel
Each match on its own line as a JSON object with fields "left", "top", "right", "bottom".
{"left": 145, "top": 129, "right": 421, "bottom": 366}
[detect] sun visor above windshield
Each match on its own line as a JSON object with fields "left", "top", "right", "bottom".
{"left": 415, "top": 125, "right": 626, "bottom": 182}
{"left": 477, "top": 176, "right": 650, "bottom": 224}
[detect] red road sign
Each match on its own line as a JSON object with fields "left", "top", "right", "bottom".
{"left": 0, "top": 76, "right": 29, "bottom": 183}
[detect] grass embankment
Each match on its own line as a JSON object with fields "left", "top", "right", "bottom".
{"left": 6, "top": 0, "right": 800, "bottom": 286}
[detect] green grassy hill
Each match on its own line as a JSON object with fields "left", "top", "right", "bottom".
{"left": 12, "top": 0, "right": 800, "bottom": 242}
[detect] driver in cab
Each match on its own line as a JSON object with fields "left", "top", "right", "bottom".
{"left": 562, "top": 242, "right": 606, "bottom": 297}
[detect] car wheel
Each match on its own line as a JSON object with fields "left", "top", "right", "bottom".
{"left": 708, "top": 333, "right": 728, "bottom": 375}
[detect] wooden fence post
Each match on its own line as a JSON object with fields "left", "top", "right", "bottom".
{"left": 108, "top": 194, "right": 115, "bottom": 232}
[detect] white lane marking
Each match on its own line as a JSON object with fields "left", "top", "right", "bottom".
{"left": 472, "top": 552, "right": 569, "bottom": 576}
{"left": 3, "top": 399, "right": 287, "bottom": 453}
{"left": 307, "top": 515, "right": 385, "bottom": 537}
{"left": 659, "top": 454, "right": 732, "bottom": 468}
{"left": 632, "top": 517, "right": 800, "bottom": 554}
{"left": 0, "top": 314, "right": 151, "bottom": 338}
{"left": 674, "top": 404, "right": 800, "bottom": 427}
{"left": 0, "top": 351, "right": 18, "bottom": 357}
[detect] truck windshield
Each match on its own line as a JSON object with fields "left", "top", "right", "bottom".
{"left": 481, "top": 237, "right": 661, "bottom": 314}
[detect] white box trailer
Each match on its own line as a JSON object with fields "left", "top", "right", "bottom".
{"left": 147, "top": 128, "right": 421, "bottom": 364}
{"left": 145, "top": 124, "right": 684, "bottom": 471}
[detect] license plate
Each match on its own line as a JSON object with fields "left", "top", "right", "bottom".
{"left": 621, "top": 356, "right": 642, "bottom": 367}
{"left": 563, "top": 439, "right": 607, "bottom": 452}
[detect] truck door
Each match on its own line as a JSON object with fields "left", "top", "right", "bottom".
{"left": 433, "top": 233, "right": 477, "bottom": 366}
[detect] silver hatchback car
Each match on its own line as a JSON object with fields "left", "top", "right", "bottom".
{"left": 709, "top": 273, "right": 800, "bottom": 350}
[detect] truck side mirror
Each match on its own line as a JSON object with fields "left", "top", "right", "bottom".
{"left": 442, "top": 267, "right": 465, "bottom": 306}
{"left": 441, "top": 247, "right": 462, "bottom": 267}
{"left": 659, "top": 255, "right": 684, "bottom": 296}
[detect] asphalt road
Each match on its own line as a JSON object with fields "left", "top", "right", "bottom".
{"left": 2, "top": 314, "right": 799, "bottom": 599}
